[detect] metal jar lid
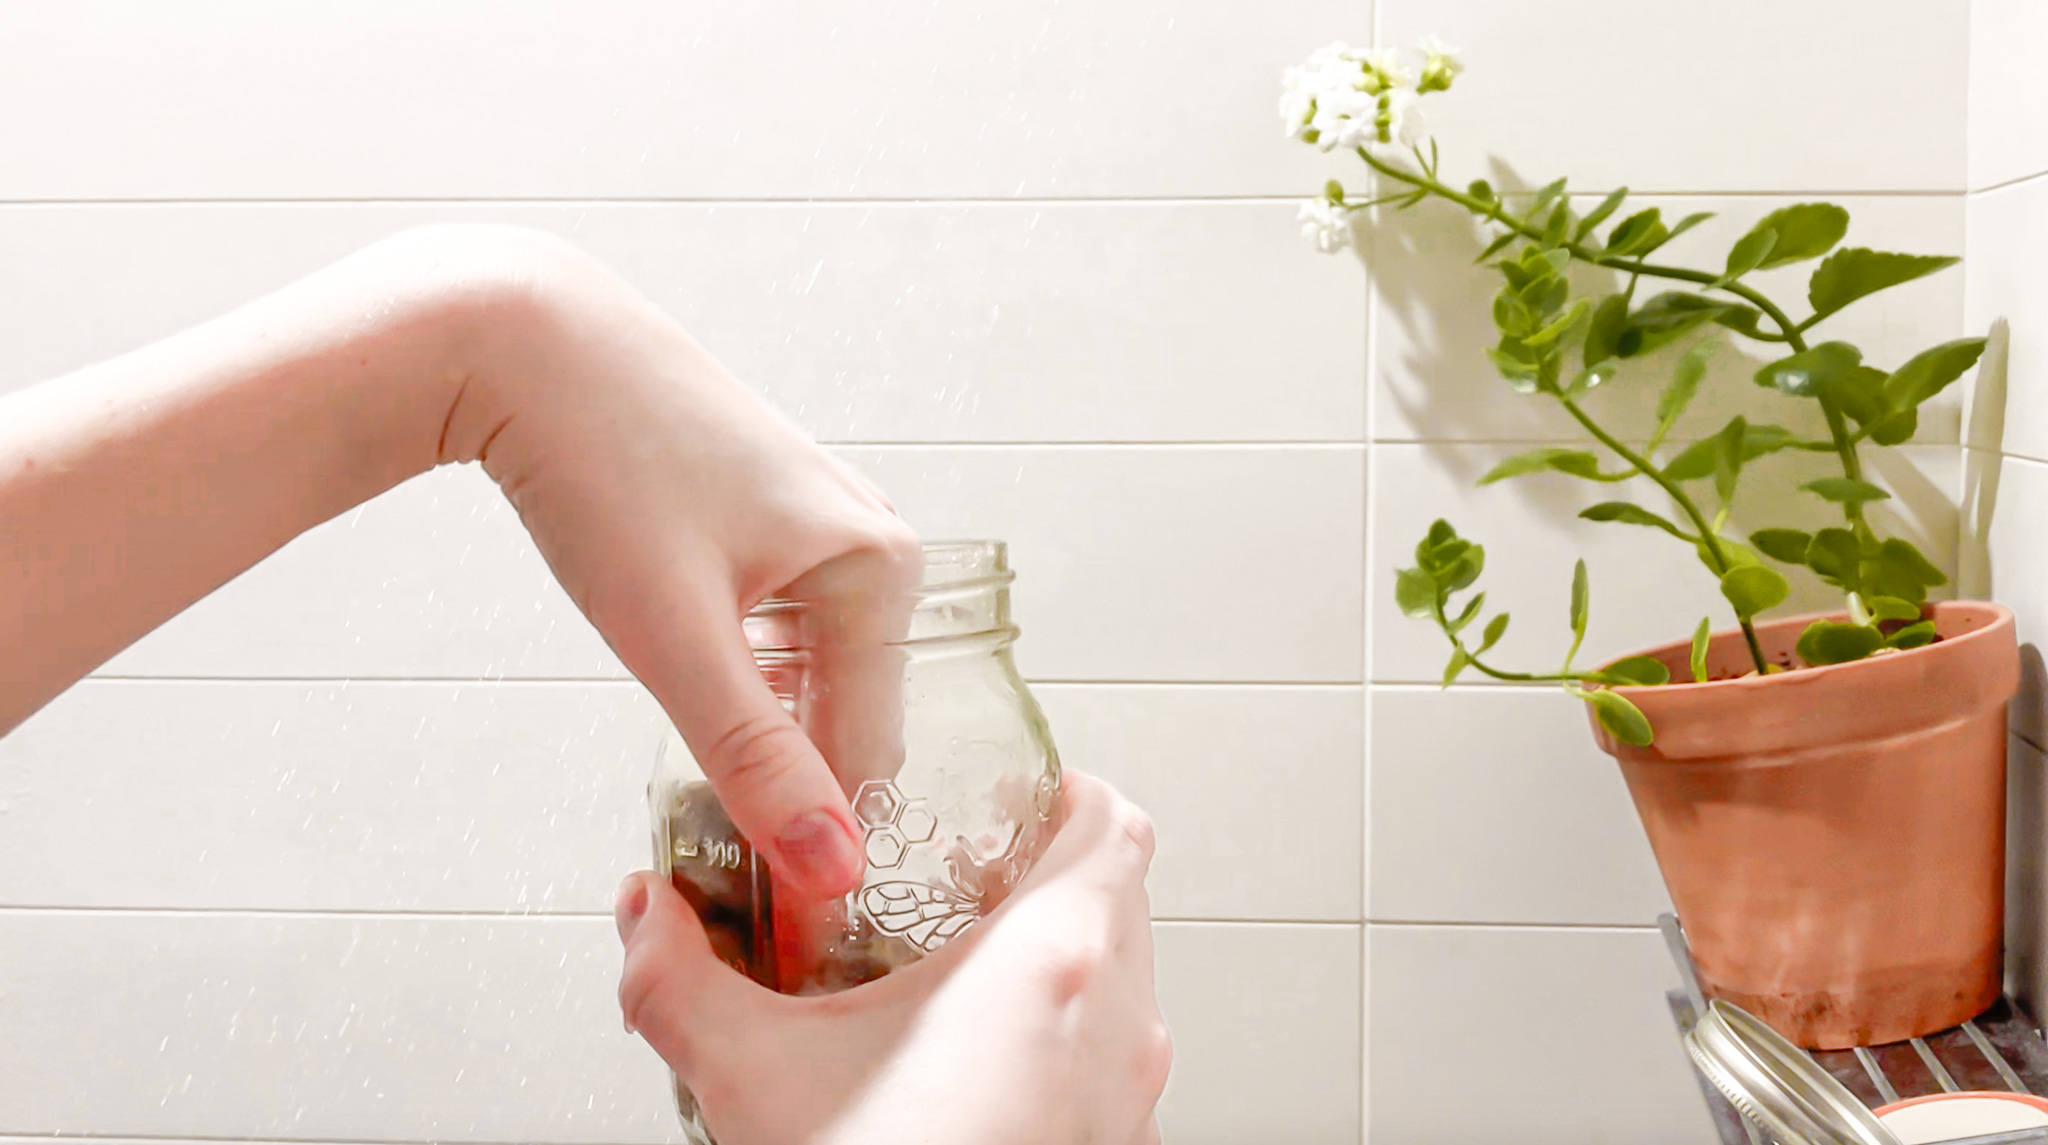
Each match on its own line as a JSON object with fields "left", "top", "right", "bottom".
{"left": 1686, "top": 999, "right": 1903, "bottom": 1145}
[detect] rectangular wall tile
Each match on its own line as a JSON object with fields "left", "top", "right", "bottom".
{"left": 1368, "top": 924, "right": 1714, "bottom": 1144}
{"left": 1370, "top": 442, "right": 1960, "bottom": 684}
{"left": 1037, "top": 684, "right": 1362, "bottom": 921}
{"left": 0, "top": 203, "right": 1366, "bottom": 443}
{"left": 1967, "top": 180, "right": 2048, "bottom": 462}
{"left": 0, "top": 681, "right": 664, "bottom": 913}
{"left": 844, "top": 446, "right": 1366, "bottom": 683}
{"left": 1968, "top": 0, "right": 2048, "bottom": 191}
{"left": 1369, "top": 686, "right": 1667, "bottom": 926}
{"left": 1373, "top": 194, "right": 1968, "bottom": 445}
{"left": 1154, "top": 922, "right": 1361, "bottom": 1145}
{"left": 0, "top": 912, "right": 1349, "bottom": 1144}
{"left": 0, "top": 912, "right": 680, "bottom": 1142}
{"left": 0, "top": 1, "right": 1350, "bottom": 200}
{"left": 0, "top": 680, "right": 1352, "bottom": 923}
{"left": 1981, "top": 454, "right": 2048, "bottom": 747}
{"left": 1376, "top": 0, "right": 1965, "bottom": 193}
{"left": 105, "top": 446, "right": 1363, "bottom": 683}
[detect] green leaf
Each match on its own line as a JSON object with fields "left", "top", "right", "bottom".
{"left": 1587, "top": 689, "right": 1654, "bottom": 746}
{"left": 1542, "top": 201, "right": 1571, "bottom": 246}
{"left": 1479, "top": 447, "right": 1614, "bottom": 484}
{"left": 1574, "top": 187, "right": 1629, "bottom": 242}
{"left": 1805, "top": 528, "right": 1862, "bottom": 591}
{"left": 1664, "top": 421, "right": 1798, "bottom": 481}
{"left": 1528, "top": 177, "right": 1568, "bottom": 218}
{"left": 1447, "top": 592, "right": 1486, "bottom": 634}
{"left": 1717, "top": 226, "right": 1778, "bottom": 287}
{"left": 1887, "top": 620, "right": 1939, "bottom": 650}
{"left": 1395, "top": 567, "right": 1438, "bottom": 619}
{"left": 1751, "top": 528, "right": 1815, "bottom": 564}
{"left": 1566, "top": 363, "right": 1618, "bottom": 396}
{"left": 1605, "top": 207, "right": 1663, "bottom": 255}
{"left": 1569, "top": 559, "right": 1589, "bottom": 642}
{"left": 1712, "top": 306, "right": 1772, "bottom": 341}
{"left": 1468, "top": 179, "right": 1496, "bottom": 205}
{"left": 1803, "top": 477, "right": 1892, "bottom": 505}
{"left": 1868, "top": 595, "right": 1922, "bottom": 622}
{"left": 1651, "top": 340, "right": 1716, "bottom": 449}
{"left": 1523, "top": 298, "right": 1591, "bottom": 349}
{"left": 1689, "top": 616, "right": 1712, "bottom": 683}
{"left": 1883, "top": 337, "right": 1988, "bottom": 413}
{"left": 1818, "top": 365, "right": 1888, "bottom": 426}
{"left": 1808, "top": 248, "right": 1961, "bottom": 325}
{"left": 1709, "top": 536, "right": 1764, "bottom": 570}
{"left": 1868, "top": 409, "right": 1920, "bottom": 447}
{"left": 1579, "top": 501, "right": 1692, "bottom": 539}
{"left": 1868, "top": 537, "right": 1947, "bottom": 602}
{"left": 1618, "top": 293, "right": 1731, "bottom": 358}
{"left": 1486, "top": 346, "right": 1542, "bottom": 392}
{"left": 1442, "top": 646, "right": 1470, "bottom": 688}
{"left": 1603, "top": 655, "right": 1671, "bottom": 686}
{"left": 1583, "top": 295, "right": 1629, "bottom": 368}
{"left": 1713, "top": 416, "right": 1748, "bottom": 505}
{"left": 1664, "top": 212, "right": 1714, "bottom": 246}
{"left": 1720, "top": 565, "right": 1789, "bottom": 619}
{"left": 1476, "top": 229, "right": 1519, "bottom": 263}
{"left": 1477, "top": 612, "right": 1510, "bottom": 654}
{"left": 1796, "top": 620, "right": 1884, "bottom": 666}
{"left": 1749, "top": 203, "right": 1850, "bottom": 269}
{"left": 1754, "top": 342, "right": 1863, "bottom": 397}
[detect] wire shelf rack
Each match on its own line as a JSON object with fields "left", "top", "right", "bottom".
{"left": 1662, "top": 913, "right": 2048, "bottom": 1145}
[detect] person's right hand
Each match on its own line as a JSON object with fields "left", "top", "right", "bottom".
{"left": 614, "top": 770, "right": 1173, "bottom": 1145}
{"left": 423, "top": 226, "right": 923, "bottom": 898}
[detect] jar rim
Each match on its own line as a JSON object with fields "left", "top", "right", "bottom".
{"left": 744, "top": 539, "right": 1016, "bottom": 653}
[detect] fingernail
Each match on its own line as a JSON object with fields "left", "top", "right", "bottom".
{"left": 775, "top": 811, "right": 863, "bottom": 891}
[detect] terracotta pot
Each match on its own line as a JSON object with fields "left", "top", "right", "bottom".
{"left": 1588, "top": 602, "right": 2018, "bottom": 1050}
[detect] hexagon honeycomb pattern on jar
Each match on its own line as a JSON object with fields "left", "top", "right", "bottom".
{"left": 854, "top": 780, "right": 902, "bottom": 828}
{"left": 851, "top": 779, "right": 937, "bottom": 870}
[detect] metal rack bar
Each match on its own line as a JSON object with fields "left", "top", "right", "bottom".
{"left": 1659, "top": 913, "right": 2048, "bottom": 1145}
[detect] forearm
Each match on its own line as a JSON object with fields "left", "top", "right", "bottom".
{"left": 0, "top": 226, "right": 519, "bottom": 731}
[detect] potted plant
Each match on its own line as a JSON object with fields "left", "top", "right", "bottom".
{"left": 1288, "top": 39, "right": 2018, "bottom": 1049}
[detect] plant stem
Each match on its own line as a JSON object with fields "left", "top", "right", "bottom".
{"left": 1359, "top": 145, "right": 1875, "bottom": 618}
{"left": 1556, "top": 396, "right": 1771, "bottom": 673}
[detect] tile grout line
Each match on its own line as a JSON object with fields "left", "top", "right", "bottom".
{"left": 0, "top": 189, "right": 1974, "bottom": 209}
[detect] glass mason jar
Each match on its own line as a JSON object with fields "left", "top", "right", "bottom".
{"left": 647, "top": 540, "right": 1062, "bottom": 1143}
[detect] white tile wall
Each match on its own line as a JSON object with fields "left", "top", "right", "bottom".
{"left": 0, "top": 3, "right": 1994, "bottom": 1144}
{"left": 0, "top": 1, "right": 1352, "bottom": 201}
{"left": 1969, "top": 0, "right": 2048, "bottom": 1032}
{"left": 0, "top": 204, "right": 1367, "bottom": 442}
{"left": 0, "top": 911, "right": 1348, "bottom": 1144}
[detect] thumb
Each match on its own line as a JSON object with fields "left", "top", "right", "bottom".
{"left": 652, "top": 593, "right": 865, "bottom": 899}
{"left": 614, "top": 871, "right": 759, "bottom": 1079}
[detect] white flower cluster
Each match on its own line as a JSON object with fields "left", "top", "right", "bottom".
{"left": 1297, "top": 197, "right": 1354, "bottom": 254}
{"left": 1279, "top": 36, "right": 1462, "bottom": 153}
{"left": 1284, "top": 35, "right": 1464, "bottom": 253}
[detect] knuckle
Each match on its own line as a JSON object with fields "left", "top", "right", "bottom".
{"left": 1035, "top": 938, "right": 1108, "bottom": 1005}
{"left": 1115, "top": 802, "right": 1158, "bottom": 865}
{"left": 1138, "top": 1021, "right": 1175, "bottom": 1103}
{"left": 700, "top": 712, "right": 808, "bottom": 794}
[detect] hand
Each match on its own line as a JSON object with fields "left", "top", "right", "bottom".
{"left": 0, "top": 223, "right": 916, "bottom": 903}
{"left": 614, "top": 770, "right": 1173, "bottom": 1145}
{"left": 435, "top": 226, "right": 926, "bottom": 899}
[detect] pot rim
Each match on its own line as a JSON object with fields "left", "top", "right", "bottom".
{"left": 1598, "top": 600, "right": 2014, "bottom": 699}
